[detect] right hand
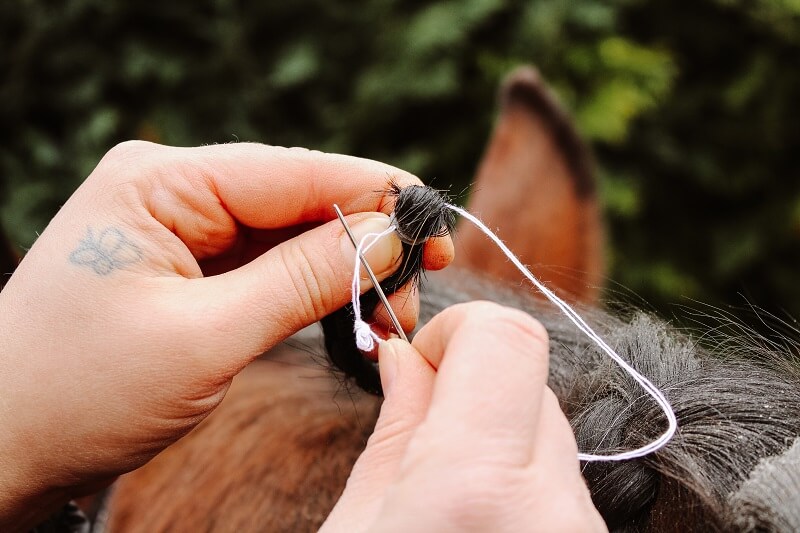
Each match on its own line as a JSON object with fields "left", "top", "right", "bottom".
{"left": 322, "top": 301, "right": 607, "bottom": 532}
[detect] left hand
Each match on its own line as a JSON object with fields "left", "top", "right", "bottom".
{"left": 322, "top": 302, "right": 605, "bottom": 532}
{"left": 0, "top": 141, "right": 453, "bottom": 529}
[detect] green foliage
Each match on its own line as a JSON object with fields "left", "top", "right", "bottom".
{"left": 574, "top": 37, "right": 675, "bottom": 143}
{"left": 2, "top": 0, "right": 799, "bottom": 325}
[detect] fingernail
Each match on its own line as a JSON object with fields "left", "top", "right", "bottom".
{"left": 378, "top": 339, "right": 401, "bottom": 395}
{"left": 341, "top": 214, "right": 403, "bottom": 281}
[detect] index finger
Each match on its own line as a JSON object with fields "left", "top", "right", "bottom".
{"left": 410, "top": 301, "right": 551, "bottom": 466}
{"left": 160, "top": 142, "right": 453, "bottom": 269}
{"left": 182, "top": 143, "right": 422, "bottom": 227}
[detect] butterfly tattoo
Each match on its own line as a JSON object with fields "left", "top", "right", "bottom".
{"left": 69, "top": 227, "right": 143, "bottom": 275}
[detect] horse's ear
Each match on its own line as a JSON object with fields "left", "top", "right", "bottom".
{"left": 454, "top": 66, "right": 604, "bottom": 303}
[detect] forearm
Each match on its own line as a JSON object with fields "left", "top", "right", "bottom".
{"left": 0, "top": 471, "right": 66, "bottom": 533}
{"left": 0, "top": 288, "right": 67, "bottom": 530}
{"left": 0, "top": 401, "right": 68, "bottom": 530}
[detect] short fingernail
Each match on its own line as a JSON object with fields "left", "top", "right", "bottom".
{"left": 378, "top": 339, "right": 401, "bottom": 395}
{"left": 341, "top": 214, "right": 403, "bottom": 281}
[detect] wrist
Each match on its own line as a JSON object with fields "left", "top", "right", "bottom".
{"left": 0, "top": 299, "right": 68, "bottom": 530}
{"left": 0, "top": 405, "right": 69, "bottom": 531}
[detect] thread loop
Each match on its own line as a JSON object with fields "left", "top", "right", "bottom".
{"left": 349, "top": 225, "right": 398, "bottom": 352}
{"left": 444, "top": 203, "right": 678, "bottom": 462}
{"left": 343, "top": 191, "right": 677, "bottom": 463}
{"left": 354, "top": 319, "right": 378, "bottom": 351}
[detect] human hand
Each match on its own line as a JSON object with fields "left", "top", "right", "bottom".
{"left": 0, "top": 141, "right": 452, "bottom": 529}
{"left": 322, "top": 301, "right": 606, "bottom": 532}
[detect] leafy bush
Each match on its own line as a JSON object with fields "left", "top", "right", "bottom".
{"left": 2, "top": 0, "right": 799, "bottom": 324}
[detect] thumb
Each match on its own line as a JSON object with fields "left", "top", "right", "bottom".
{"left": 320, "top": 339, "right": 435, "bottom": 532}
{"left": 177, "top": 213, "right": 403, "bottom": 372}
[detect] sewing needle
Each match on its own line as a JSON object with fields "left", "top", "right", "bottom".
{"left": 333, "top": 204, "right": 409, "bottom": 343}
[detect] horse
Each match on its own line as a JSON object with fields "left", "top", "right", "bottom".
{"left": 6, "top": 67, "right": 797, "bottom": 532}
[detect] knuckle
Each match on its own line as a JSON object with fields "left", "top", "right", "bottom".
{"left": 491, "top": 308, "right": 549, "bottom": 348}
{"left": 95, "top": 141, "right": 161, "bottom": 183}
{"left": 367, "top": 414, "right": 417, "bottom": 454}
{"left": 450, "top": 301, "right": 550, "bottom": 371}
{"left": 286, "top": 145, "right": 311, "bottom": 154}
{"left": 285, "top": 145, "right": 325, "bottom": 165}
{"left": 277, "top": 241, "right": 336, "bottom": 325}
{"left": 437, "top": 466, "right": 522, "bottom": 529}
{"left": 442, "top": 300, "right": 503, "bottom": 328}
{"left": 454, "top": 301, "right": 549, "bottom": 350}
{"left": 104, "top": 140, "right": 157, "bottom": 162}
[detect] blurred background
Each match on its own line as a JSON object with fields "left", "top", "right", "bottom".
{"left": 2, "top": 0, "right": 800, "bottom": 330}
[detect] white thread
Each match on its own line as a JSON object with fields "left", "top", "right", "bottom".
{"left": 344, "top": 204, "right": 677, "bottom": 462}
{"left": 351, "top": 226, "right": 398, "bottom": 352}
{"left": 446, "top": 204, "right": 677, "bottom": 462}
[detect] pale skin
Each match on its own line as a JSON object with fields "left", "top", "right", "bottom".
{"left": 0, "top": 142, "right": 605, "bottom": 531}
